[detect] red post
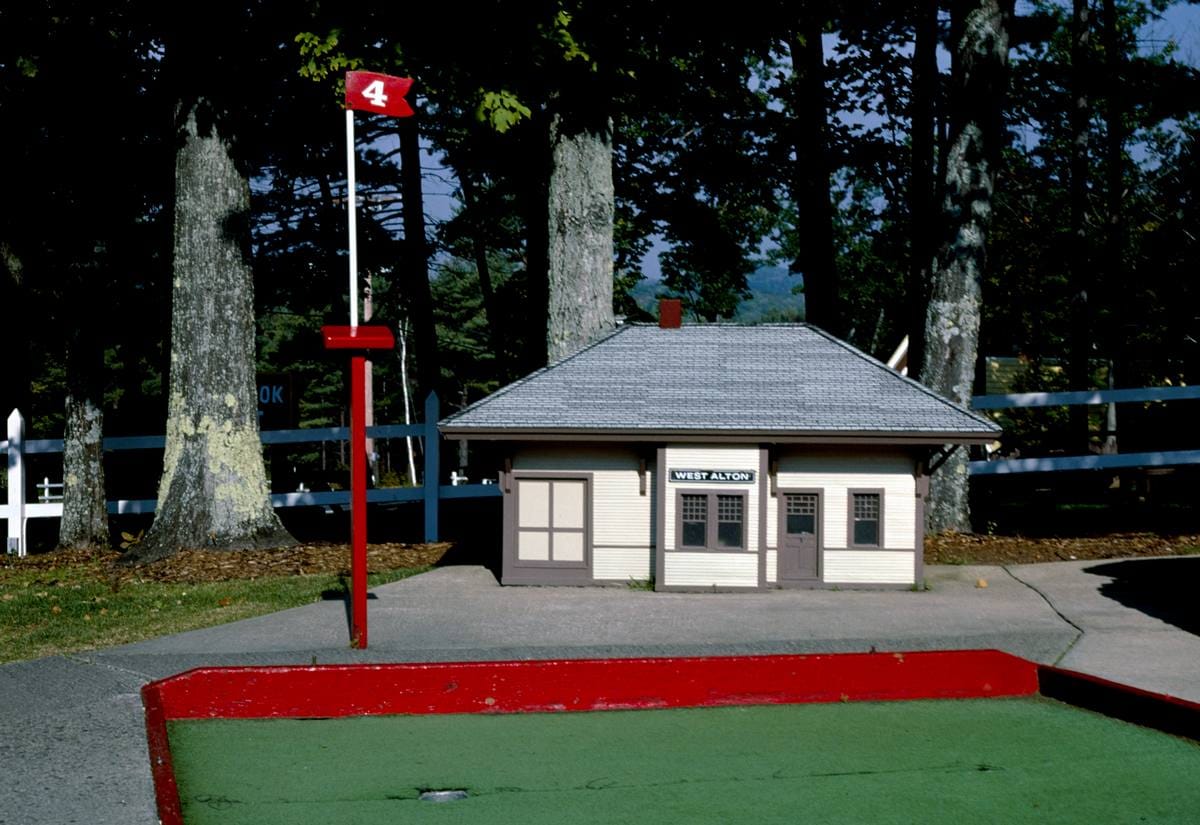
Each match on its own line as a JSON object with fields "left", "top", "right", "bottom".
{"left": 322, "top": 325, "right": 395, "bottom": 650}
{"left": 349, "top": 354, "right": 368, "bottom": 648}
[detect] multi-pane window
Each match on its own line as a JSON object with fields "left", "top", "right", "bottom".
{"left": 851, "top": 493, "right": 881, "bottom": 546}
{"left": 786, "top": 493, "right": 817, "bottom": 535}
{"left": 676, "top": 491, "right": 747, "bottom": 550}
{"left": 681, "top": 494, "right": 708, "bottom": 547}
{"left": 716, "top": 495, "right": 743, "bottom": 548}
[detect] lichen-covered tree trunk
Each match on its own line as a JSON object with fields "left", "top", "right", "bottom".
{"left": 130, "top": 104, "right": 293, "bottom": 562}
{"left": 545, "top": 112, "right": 614, "bottom": 363}
{"left": 58, "top": 314, "right": 109, "bottom": 550}
{"left": 922, "top": 0, "right": 1014, "bottom": 534}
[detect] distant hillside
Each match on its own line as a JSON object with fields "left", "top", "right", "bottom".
{"left": 628, "top": 265, "right": 805, "bottom": 323}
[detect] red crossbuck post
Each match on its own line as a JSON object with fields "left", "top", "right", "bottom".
{"left": 345, "top": 71, "right": 414, "bottom": 118}
{"left": 321, "top": 326, "right": 396, "bottom": 649}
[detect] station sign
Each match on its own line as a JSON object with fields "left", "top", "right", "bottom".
{"left": 669, "top": 469, "right": 756, "bottom": 483}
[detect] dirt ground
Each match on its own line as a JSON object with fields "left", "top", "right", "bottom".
{"left": 6, "top": 533, "right": 1198, "bottom": 584}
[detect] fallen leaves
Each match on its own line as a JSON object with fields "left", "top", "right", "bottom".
{"left": 3, "top": 542, "right": 451, "bottom": 586}
{"left": 925, "top": 532, "right": 1200, "bottom": 566}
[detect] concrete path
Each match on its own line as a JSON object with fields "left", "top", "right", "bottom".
{"left": 2, "top": 557, "right": 1196, "bottom": 825}
{"left": 1008, "top": 555, "right": 1200, "bottom": 700}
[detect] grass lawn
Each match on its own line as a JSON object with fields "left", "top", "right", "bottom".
{"left": 0, "top": 548, "right": 432, "bottom": 664}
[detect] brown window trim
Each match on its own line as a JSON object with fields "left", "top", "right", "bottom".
{"left": 673, "top": 489, "right": 749, "bottom": 552}
{"left": 846, "top": 488, "right": 885, "bottom": 549}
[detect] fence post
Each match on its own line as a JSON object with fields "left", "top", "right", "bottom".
{"left": 423, "top": 392, "right": 439, "bottom": 543}
{"left": 7, "top": 409, "right": 25, "bottom": 557}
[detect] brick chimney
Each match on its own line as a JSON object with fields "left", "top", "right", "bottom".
{"left": 659, "top": 298, "right": 682, "bottom": 329}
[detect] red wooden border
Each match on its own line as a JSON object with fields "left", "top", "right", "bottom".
{"left": 144, "top": 650, "right": 1037, "bottom": 721}
{"left": 1038, "top": 664, "right": 1200, "bottom": 741}
{"left": 138, "top": 650, "right": 1034, "bottom": 825}
{"left": 141, "top": 680, "right": 184, "bottom": 825}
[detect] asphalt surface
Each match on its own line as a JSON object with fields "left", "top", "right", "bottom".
{"left": 2, "top": 556, "right": 1198, "bottom": 825}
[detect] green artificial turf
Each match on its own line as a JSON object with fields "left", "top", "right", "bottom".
{"left": 168, "top": 697, "right": 1200, "bottom": 825}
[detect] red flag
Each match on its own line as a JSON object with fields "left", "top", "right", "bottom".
{"left": 345, "top": 71, "right": 414, "bottom": 118}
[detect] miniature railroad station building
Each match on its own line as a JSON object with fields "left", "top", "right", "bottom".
{"left": 439, "top": 303, "right": 1000, "bottom": 591}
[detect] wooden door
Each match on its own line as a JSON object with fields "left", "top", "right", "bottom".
{"left": 778, "top": 492, "right": 820, "bottom": 581}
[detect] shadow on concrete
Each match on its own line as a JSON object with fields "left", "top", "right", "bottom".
{"left": 1084, "top": 557, "right": 1200, "bottom": 636}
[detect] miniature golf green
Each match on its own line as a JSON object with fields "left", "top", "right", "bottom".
{"left": 167, "top": 697, "right": 1200, "bottom": 825}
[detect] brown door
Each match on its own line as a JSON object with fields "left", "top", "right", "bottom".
{"left": 779, "top": 492, "right": 820, "bottom": 581}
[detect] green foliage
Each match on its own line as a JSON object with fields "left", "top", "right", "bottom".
{"left": 475, "top": 89, "right": 532, "bottom": 133}
{"left": 542, "top": 10, "right": 592, "bottom": 66}
{"left": 295, "top": 30, "right": 361, "bottom": 82}
{"left": 9, "top": 0, "right": 1200, "bottom": 499}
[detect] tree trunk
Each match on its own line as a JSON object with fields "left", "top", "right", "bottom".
{"left": 922, "top": 0, "right": 1014, "bottom": 534}
{"left": 1068, "top": 0, "right": 1093, "bottom": 453}
{"left": 457, "top": 168, "right": 505, "bottom": 370}
{"left": 907, "top": 0, "right": 939, "bottom": 380}
{"left": 1102, "top": 0, "right": 1125, "bottom": 396}
{"left": 521, "top": 118, "right": 551, "bottom": 372}
{"left": 787, "top": 12, "right": 841, "bottom": 337}
{"left": 398, "top": 117, "right": 441, "bottom": 401}
{"left": 130, "top": 104, "right": 293, "bottom": 562}
{"left": 546, "top": 111, "right": 615, "bottom": 363}
{"left": 0, "top": 242, "right": 31, "bottom": 419}
{"left": 58, "top": 300, "right": 109, "bottom": 550}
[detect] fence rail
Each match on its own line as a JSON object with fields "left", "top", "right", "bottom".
{"left": 2, "top": 393, "right": 499, "bottom": 557}
{"left": 969, "top": 385, "right": 1198, "bottom": 476}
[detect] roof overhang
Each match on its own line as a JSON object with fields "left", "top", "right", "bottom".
{"left": 439, "top": 426, "right": 1001, "bottom": 446}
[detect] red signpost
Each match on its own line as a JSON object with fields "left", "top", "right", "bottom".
{"left": 325, "top": 71, "right": 414, "bottom": 649}
{"left": 321, "top": 326, "right": 395, "bottom": 648}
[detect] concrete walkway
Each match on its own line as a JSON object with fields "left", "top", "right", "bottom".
{"left": 2, "top": 557, "right": 1197, "bottom": 824}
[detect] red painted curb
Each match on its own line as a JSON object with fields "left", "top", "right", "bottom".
{"left": 1038, "top": 663, "right": 1200, "bottom": 741}
{"left": 136, "top": 649, "right": 1047, "bottom": 824}
{"left": 145, "top": 650, "right": 1039, "bottom": 722}
{"left": 141, "top": 681, "right": 184, "bottom": 825}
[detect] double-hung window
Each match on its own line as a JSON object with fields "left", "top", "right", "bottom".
{"left": 677, "top": 491, "right": 746, "bottom": 550}
{"left": 848, "top": 491, "right": 883, "bottom": 547}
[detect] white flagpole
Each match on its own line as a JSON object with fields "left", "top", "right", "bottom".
{"left": 346, "top": 108, "right": 359, "bottom": 327}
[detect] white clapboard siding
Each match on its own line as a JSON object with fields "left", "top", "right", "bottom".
{"left": 515, "top": 447, "right": 653, "bottom": 548}
{"left": 665, "top": 552, "right": 758, "bottom": 588}
{"left": 823, "top": 551, "right": 915, "bottom": 584}
{"left": 769, "top": 452, "right": 916, "bottom": 550}
{"left": 663, "top": 444, "right": 759, "bottom": 550}
{"left": 765, "top": 549, "right": 777, "bottom": 584}
{"left": 593, "top": 547, "right": 653, "bottom": 581}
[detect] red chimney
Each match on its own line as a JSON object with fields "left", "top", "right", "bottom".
{"left": 659, "top": 298, "right": 682, "bottom": 329}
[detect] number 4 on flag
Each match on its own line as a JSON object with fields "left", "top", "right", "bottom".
{"left": 345, "top": 71, "right": 414, "bottom": 118}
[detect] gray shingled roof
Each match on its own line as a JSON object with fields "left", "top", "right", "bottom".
{"left": 440, "top": 324, "right": 1000, "bottom": 440}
